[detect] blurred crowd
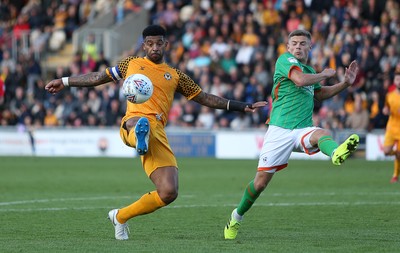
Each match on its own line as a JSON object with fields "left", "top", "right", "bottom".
{"left": 0, "top": 0, "right": 399, "bottom": 132}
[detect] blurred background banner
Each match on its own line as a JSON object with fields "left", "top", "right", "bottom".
{"left": 0, "top": 128, "right": 385, "bottom": 160}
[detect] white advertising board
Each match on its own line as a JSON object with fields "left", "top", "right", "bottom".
{"left": 216, "top": 131, "right": 329, "bottom": 160}
{"left": 216, "top": 131, "right": 264, "bottom": 159}
{"left": 2, "top": 128, "right": 379, "bottom": 161}
{"left": 0, "top": 128, "right": 135, "bottom": 157}
{"left": 0, "top": 131, "right": 33, "bottom": 156}
{"left": 366, "top": 134, "right": 394, "bottom": 161}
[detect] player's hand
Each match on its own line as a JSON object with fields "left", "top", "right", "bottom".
{"left": 245, "top": 101, "right": 268, "bottom": 112}
{"left": 45, "top": 79, "right": 65, "bottom": 94}
{"left": 321, "top": 68, "right": 336, "bottom": 78}
{"left": 344, "top": 60, "right": 359, "bottom": 86}
{"left": 382, "top": 106, "right": 389, "bottom": 115}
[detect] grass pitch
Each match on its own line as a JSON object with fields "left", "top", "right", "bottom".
{"left": 0, "top": 156, "right": 399, "bottom": 253}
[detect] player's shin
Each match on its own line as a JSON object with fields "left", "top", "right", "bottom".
{"left": 236, "top": 180, "right": 262, "bottom": 216}
{"left": 393, "top": 159, "right": 399, "bottom": 178}
{"left": 117, "top": 191, "right": 166, "bottom": 223}
{"left": 318, "top": 136, "right": 338, "bottom": 157}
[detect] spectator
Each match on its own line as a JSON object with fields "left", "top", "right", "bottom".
{"left": 1, "top": 50, "right": 16, "bottom": 73}
{"left": 64, "top": 4, "right": 79, "bottom": 40}
{"left": 196, "top": 106, "right": 215, "bottom": 129}
{"left": 86, "top": 89, "right": 101, "bottom": 114}
{"left": 179, "top": 101, "right": 199, "bottom": 127}
{"left": 79, "top": 0, "right": 96, "bottom": 24}
{"left": 44, "top": 107, "right": 59, "bottom": 127}
{"left": 12, "top": 14, "right": 30, "bottom": 42}
{"left": 0, "top": 73, "right": 4, "bottom": 105}
{"left": 345, "top": 93, "right": 370, "bottom": 130}
{"left": 82, "top": 33, "right": 99, "bottom": 72}
{"left": 368, "top": 91, "right": 387, "bottom": 131}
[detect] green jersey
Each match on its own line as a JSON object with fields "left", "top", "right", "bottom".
{"left": 268, "top": 52, "right": 321, "bottom": 129}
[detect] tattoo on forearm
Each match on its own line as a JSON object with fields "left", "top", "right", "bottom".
{"left": 70, "top": 72, "right": 112, "bottom": 87}
{"left": 198, "top": 93, "right": 227, "bottom": 109}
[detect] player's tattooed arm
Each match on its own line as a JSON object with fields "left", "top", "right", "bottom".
{"left": 45, "top": 71, "right": 113, "bottom": 94}
{"left": 192, "top": 91, "right": 228, "bottom": 109}
{"left": 68, "top": 71, "right": 113, "bottom": 87}
{"left": 192, "top": 91, "right": 267, "bottom": 112}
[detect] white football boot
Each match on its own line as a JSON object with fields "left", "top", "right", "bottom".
{"left": 108, "top": 209, "right": 129, "bottom": 240}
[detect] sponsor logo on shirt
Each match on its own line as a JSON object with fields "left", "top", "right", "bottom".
{"left": 288, "top": 57, "right": 298, "bottom": 64}
{"left": 302, "top": 85, "right": 314, "bottom": 95}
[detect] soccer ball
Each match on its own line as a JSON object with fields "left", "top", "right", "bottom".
{"left": 122, "top": 73, "right": 153, "bottom": 104}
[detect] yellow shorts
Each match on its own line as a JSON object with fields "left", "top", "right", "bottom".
{"left": 384, "top": 130, "right": 400, "bottom": 149}
{"left": 120, "top": 116, "right": 178, "bottom": 177}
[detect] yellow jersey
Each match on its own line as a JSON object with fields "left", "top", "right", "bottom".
{"left": 385, "top": 89, "right": 400, "bottom": 137}
{"left": 106, "top": 56, "right": 202, "bottom": 126}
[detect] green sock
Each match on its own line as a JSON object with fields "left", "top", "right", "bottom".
{"left": 236, "top": 180, "right": 261, "bottom": 216}
{"left": 318, "top": 136, "right": 338, "bottom": 157}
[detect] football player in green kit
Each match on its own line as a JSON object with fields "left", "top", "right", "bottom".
{"left": 224, "top": 29, "right": 360, "bottom": 240}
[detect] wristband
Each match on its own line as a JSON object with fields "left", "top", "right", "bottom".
{"left": 62, "top": 77, "right": 69, "bottom": 87}
{"left": 226, "top": 100, "right": 230, "bottom": 110}
{"left": 228, "top": 100, "right": 253, "bottom": 112}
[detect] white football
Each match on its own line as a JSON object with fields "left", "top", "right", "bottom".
{"left": 122, "top": 74, "right": 153, "bottom": 104}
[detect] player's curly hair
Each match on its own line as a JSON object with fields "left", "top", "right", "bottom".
{"left": 142, "top": 25, "right": 166, "bottom": 38}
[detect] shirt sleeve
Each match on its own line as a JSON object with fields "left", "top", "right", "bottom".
{"left": 175, "top": 68, "right": 202, "bottom": 100}
{"left": 105, "top": 56, "right": 138, "bottom": 82}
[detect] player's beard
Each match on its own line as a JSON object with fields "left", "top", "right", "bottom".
{"left": 149, "top": 52, "right": 163, "bottom": 64}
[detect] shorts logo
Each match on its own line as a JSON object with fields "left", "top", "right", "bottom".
{"left": 164, "top": 72, "right": 172, "bottom": 80}
{"left": 262, "top": 156, "right": 268, "bottom": 163}
{"left": 156, "top": 113, "right": 163, "bottom": 121}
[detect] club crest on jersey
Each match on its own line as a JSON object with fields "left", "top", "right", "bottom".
{"left": 164, "top": 72, "right": 172, "bottom": 80}
{"left": 288, "top": 57, "right": 298, "bottom": 63}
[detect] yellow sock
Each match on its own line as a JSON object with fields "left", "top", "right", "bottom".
{"left": 126, "top": 128, "right": 137, "bottom": 147}
{"left": 117, "top": 191, "right": 166, "bottom": 224}
{"left": 393, "top": 159, "right": 399, "bottom": 178}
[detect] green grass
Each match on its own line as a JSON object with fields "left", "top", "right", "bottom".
{"left": 0, "top": 157, "right": 399, "bottom": 253}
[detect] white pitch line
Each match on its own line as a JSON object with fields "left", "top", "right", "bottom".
{"left": 1, "top": 201, "right": 400, "bottom": 213}
{"left": 1, "top": 191, "right": 399, "bottom": 207}
{"left": 0, "top": 196, "right": 134, "bottom": 206}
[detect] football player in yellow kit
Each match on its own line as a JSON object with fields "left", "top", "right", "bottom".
{"left": 45, "top": 25, "right": 267, "bottom": 240}
{"left": 383, "top": 71, "right": 400, "bottom": 183}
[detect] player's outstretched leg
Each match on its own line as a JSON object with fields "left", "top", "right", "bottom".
{"left": 331, "top": 134, "right": 359, "bottom": 165}
{"left": 135, "top": 117, "right": 150, "bottom": 155}
{"left": 224, "top": 209, "right": 241, "bottom": 239}
{"left": 108, "top": 209, "right": 130, "bottom": 240}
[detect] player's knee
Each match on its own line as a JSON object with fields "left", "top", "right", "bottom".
{"left": 253, "top": 180, "right": 267, "bottom": 192}
{"left": 319, "top": 129, "right": 332, "bottom": 136}
{"left": 254, "top": 172, "right": 274, "bottom": 192}
{"left": 125, "top": 117, "right": 140, "bottom": 132}
{"left": 158, "top": 188, "right": 178, "bottom": 204}
{"left": 254, "top": 177, "right": 271, "bottom": 192}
